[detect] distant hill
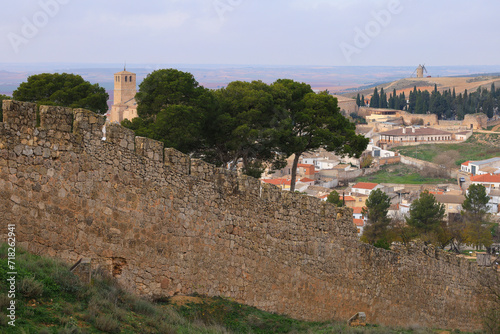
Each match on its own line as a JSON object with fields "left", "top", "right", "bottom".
{"left": 342, "top": 75, "right": 500, "bottom": 99}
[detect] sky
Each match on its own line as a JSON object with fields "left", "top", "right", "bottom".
{"left": 1, "top": 0, "right": 499, "bottom": 67}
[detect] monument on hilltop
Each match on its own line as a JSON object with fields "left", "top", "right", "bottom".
{"left": 108, "top": 68, "right": 138, "bottom": 123}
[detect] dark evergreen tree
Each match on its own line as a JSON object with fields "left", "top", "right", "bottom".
{"left": 370, "top": 87, "right": 379, "bottom": 108}
{"left": 380, "top": 87, "right": 388, "bottom": 108}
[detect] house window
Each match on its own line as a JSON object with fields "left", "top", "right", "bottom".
{"left": 129, "top": 76, "right": 132, "bottom": 82}
{"left": 125, "top": 76, "right": 127, "bottom": 82}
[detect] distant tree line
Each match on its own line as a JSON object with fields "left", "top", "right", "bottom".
{"left": 358, "top": 83, "right": 499, "bottom": 120}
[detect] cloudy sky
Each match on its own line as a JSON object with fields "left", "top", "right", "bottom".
{"left": 1, "top": 0, "right": 499, "bottom": 67}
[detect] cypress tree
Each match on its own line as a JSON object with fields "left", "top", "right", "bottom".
{"left": 380, "top": 87, "right": 387, "bottom": 108}
{"left": 370, "top": 88, "right": 379, "bottom": 108}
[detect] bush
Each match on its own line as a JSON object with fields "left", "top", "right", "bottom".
{"left": 131, "top": 297, "right": 157, "bottom": 316}
{"left": 19, "top": 276, "right": 44, "bottom": 298}
{"left": 94, "top": 314, "right": 120, "bottom": 333}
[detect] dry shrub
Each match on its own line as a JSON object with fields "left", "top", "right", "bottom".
{"left": 432, "top": 150, "right": 460, "bottom": 169}
{"left": 94, "top": 314, "right": 120, "bottom": 333}
{"left": 19, "top": 277, "right": 44, "bottom": 298}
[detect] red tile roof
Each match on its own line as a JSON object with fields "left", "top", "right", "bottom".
{"left": 297, "top": 164, "right": 314, "bottom": 168}
{"left": 341, "top": 196, "right": 355, "bottom": 202}
{"left": 300, "top": 178, "right": 315, "bottom": 183}
{"left": 353, "top": 219, "right": 365, "bottom": 227}
{"left": 461, "top": 161, "right": 471, "bottom": 167}
{"left": 352, "top": 182, "right": 379, "bottom": 190}
{"left": 470, "top": 174, "right": 500, "bottom": 183}
{"left": 261, "top": 179, "right": 291, "bottom": 186}
{"left": 352, "top": 207, "right": 366, "bottom": 214}
{"left": 429, "top": 191, "right": 444, "bottom": 195}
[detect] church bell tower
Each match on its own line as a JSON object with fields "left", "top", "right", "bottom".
{"left": 114, "top": 69, "right": 137, "bottom": 105}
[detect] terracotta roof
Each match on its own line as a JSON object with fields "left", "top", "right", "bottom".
{"left": 352, "top": 207, "right": 366, "bottom": 214}
{"left": 300, "top": 178, "right": 315, "bottom": 183}
{"left": 352, "top": 182, "right": 379, "bottom": 190}
{"left": 353, "top": 219, "right": 365, "bottom": 227}
{"left": 379, "top": 127, "right": 451, "bottom": 137}
{"left": 341, "top": 196, "right": 355, "bottom": 202}
{"left": 470, "top": 174, "right": 500, "bottom": 183}
{"left": 461, "top": 161, "right": 471, "bottom": 166}
{"left": 429, "top": 191, "right": 444, "bottom": 195}
{"left": 297, "top": 164, "right": 315, "bottom": 168}
{"left": 261, "top": 179, "right": 291, "bottom": 186}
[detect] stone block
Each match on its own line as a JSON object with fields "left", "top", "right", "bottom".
{"left": 135, "top": 137, "right": 164, "bottom": 161}
{"left": 164, "top": 147, "right": 190, "bottom": 175}
{"left": 106, "top": 123, "right": 135, "bottom": 150}
{"left": 2, "top": 100, "right": 37, "bottom": 128}
{"left": 73, "top": 108, "right": 106, "bottom": 142}
{"left": 39, "top": 105, "right": 73, "bottom": 132}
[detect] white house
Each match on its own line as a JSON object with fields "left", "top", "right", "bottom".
{"left": 461, "top": 161, "right": 472, "bottom": 173}
{"left": 367, "top": 144, "right": 396, "bottom": 158}
{"left": 487, "top": 189, "right": 500, "bottom": 214}
{"left": 352, "top": 207, "right": 367, "bottom": 236}
{"left": 351, "top": 182, "right": 382, "bottom": 196}
{"left": 302, "top": 157, "right": 339, "bottom": 170}
{"left": 468, "top": 157, "right": 500, "bottom": 176}
{"left": 470, "top": 174, "right": 500, "bottom": 191}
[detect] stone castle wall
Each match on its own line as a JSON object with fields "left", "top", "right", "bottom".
{"left": 0, "top": 101, "right": 495, "bottom": 331}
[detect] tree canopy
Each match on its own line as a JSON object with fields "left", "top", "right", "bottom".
{"left": 406, "top": 190, "right": 445, "bottom": 241}
{"left": 135, "top": 69, "right": 207, "bottom": 118}
{"left": 125, "top": 71, "right": 368, "bottom": 181}
{"left": 462, "top": 184, "right": 490, "bottom": 221}
{"left": 361, "top": 189, "right": 391, "bottom": 247}
{"left": 462, "top": 184, "right": 493, "bottom": 249}
{"left": 271, "top": 80, "right": 368, "bottom": 190}
{"left": 326, "top": 190, "right": 343, "bottom": 207}
{"left": 13, "top": 73, "right": 109, "bottom": 114}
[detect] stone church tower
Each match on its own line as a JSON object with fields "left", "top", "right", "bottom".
{"left": 108, "top": 69, "right": 138, "bottom": 123}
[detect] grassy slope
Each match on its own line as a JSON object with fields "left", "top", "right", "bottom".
{"left": 0, "top": 244, "right": 469, "bottom": 334}
{"left": 356, "top": 164, "right": 456, "bottom": 184}
{"left": 393, "top": 133, "right": 500, "bottom": 167}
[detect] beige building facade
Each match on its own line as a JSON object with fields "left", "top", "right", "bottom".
{"left": 108, "top": 70, "right": 138, "bottom": 123}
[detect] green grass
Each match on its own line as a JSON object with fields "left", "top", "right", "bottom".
{"left": 0, "top": 244, "right": 474, "bottom": 333}
{"left": 356, "top": 164, "right": 456, "bottom": 184}
{"left": 393, "top": 134, "right": 500, "bottom": 167}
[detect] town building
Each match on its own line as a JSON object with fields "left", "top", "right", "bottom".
{"left": 433, "top": 194, "right": 466, "bottom": 218}
{"left": 351, "top": 182, "right": 382, "bottom": 196}
{"left": 378, "top": 127, "right": 452, "bottom": 145}
{"left": 467, "top": 158, "right": 500, "bottom": 176}
{"left": 108, "top": 69, "right": 138, "bottom": 123}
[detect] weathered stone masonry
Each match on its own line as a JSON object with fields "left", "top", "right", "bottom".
{"left": 0, "top": 100, "right": 495, "bottom": 331}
